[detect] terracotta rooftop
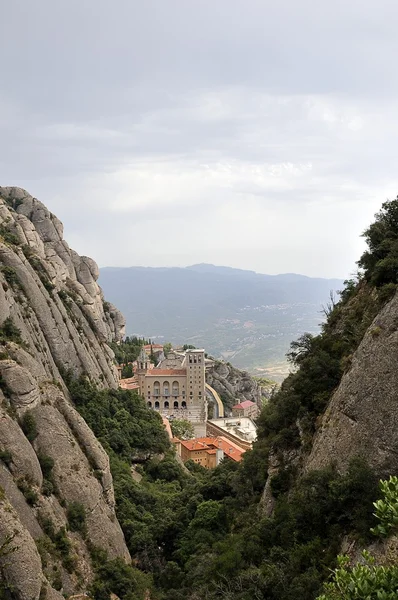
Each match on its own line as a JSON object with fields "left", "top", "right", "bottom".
{"left": 120, "top": 379, "right": 140, "bottom": 390}
{"left": 178, "top": 436, "right": 244, "bottom": 462}
{"left": 145, "top": 369, "right": 186, "bottom": 376}
{"left": 232, "top": 400, "right": 256, "bottom": 409}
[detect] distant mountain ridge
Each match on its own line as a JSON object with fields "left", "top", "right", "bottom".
{"left": 99, "top": 264, "right": 344, "bottom": 380}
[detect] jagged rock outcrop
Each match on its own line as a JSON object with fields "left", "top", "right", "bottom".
{"left": 306, "top": 290, "right": 398, "bottom": 478}
{"left": 0, "top": 188, "right": 129, "bottom": 599}
{"left": 206, "top": 360, "right": 261, "bottom": 411}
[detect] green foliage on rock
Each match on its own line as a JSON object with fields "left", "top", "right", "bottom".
{"left": 67, "top": 501, "right": 87, "bottom": 535}
{"left": 90, "top": 551, "right": 153, "bottom": 600}
{"left": 371, "top": 476, "right": 398, "bottom": 537}
{"left": 66, "top": 375, "right": 169, "bottom": 460}
{"left": 318, "top": 476, "right": 398, "bottom": 599}
{"left": 318, "top": 553, "right": 398, "bottom": 600}
{"left": 20, "top": 411, "right": 38, "bottom": 442}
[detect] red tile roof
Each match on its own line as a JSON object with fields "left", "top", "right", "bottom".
{"left": 145, "top": 369, "right": 186, "bottom": 376}
{"left": 232, "top": 400, "right": 256, "bottom": 409}
{"left": 179, "top": 436, "right": 244, "bottom": 462}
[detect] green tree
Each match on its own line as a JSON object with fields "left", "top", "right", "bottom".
{"left": 163, "top": 342, "right": 172, "bottom": 355}
{"left": 170, "top": 419, "right": 195, "bottom": 440}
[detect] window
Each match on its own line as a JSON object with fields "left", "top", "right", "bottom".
{"left": 147, "top": 401, "right": 152, "bottom": 408}
{"left": 154, "top": 381, "right": 160, "bottom": 396}
{"left": 172, "top": 381, "right": 179, "bottom": 396}
{"left": 173, "top": 401, "right": 179, "bottom": 409}
{"left": 154, "top": 401, "right": 160, "bottom": 410}
{"left": 182, "top": 401, "right": 187, "bottom": 409}
{"left": 163, "top": 382, "right": 170, "bottom": 396}
{"left": 164, "top": 401, "right": 169, "bottom": 409}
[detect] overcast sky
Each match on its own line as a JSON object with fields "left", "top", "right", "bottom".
{"left": 1, "top": 0, "right": 398, "bottom": 279}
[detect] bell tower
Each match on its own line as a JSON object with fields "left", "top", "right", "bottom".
{"left": 186, "top": 349, "right": 207, "bottom": 434}
{"left": 137, "top": 347, "right": 149, "bottom": 395}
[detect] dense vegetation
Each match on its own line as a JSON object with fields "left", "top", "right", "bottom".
{"left": 317, "top": 477, "right": 398, "bottom": 599}
{"left": 67, "top": 198, "right": 398, "bottom": 599}
{"left": 69, "top": 375, "right": 380, "bottom": 599}
{"left": 109, "top": 336, "right": 156, "bottom": 377}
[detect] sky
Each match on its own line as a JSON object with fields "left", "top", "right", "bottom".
{"left": 1, "top": 0, "right": 398, "bottom": 279}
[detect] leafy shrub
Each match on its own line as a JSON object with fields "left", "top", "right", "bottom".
{"left": 41, "top": 479, "right": 54, "bottom": 496}
{"left": 67, "top": 501, "right": 87, "bottom": 535}
{"left": 0, "top": 317, "right": 24, "bottom": 345}
{"left": 0, "top": 225, "right": 20, "bottom": 246}
{"left": 17, "top": 477, "right": 38, "bottom": 506}
{"left": 21, "top": 411, "right": 38, "bottom": 442}
{"left": 38, "top": 454, "right": 56, "bottom": 496}
{"left": 1, "top": 266, "right": 20, "bottom": 287}
{"left": 0, "top": 450, "right": 12, "bottom": 467}
{"left": 318, "top": 552, "right": 398, "bottom": 599}
{"left": 371, "top": 476, "right": 398, "bottom": 537}
{"left": 38, "top": 454, "right": 54, "bottom": 479}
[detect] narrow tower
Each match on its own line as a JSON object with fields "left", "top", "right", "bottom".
{"left": 186, "top": 349, "right": 207, "bottom": 434}
{"left": 136, "top": 347, "right": 150, "bottom": 396}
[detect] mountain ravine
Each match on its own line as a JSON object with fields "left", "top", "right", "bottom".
{"left": 0, "top": 187, "right": 129, "bottom": 599}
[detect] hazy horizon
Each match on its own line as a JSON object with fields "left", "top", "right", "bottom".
{"left": 100, "top": 262, "right": 346, "bottom": 281}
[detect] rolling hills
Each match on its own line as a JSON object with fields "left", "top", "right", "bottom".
{"left": 99, "top": 264, "right": 344, "bottom": 380}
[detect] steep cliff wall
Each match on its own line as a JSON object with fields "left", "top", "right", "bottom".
{"left": 306, "top": 289, "right": 398, "bottom": 478}
{"left": 0, "top": 188, "right": 129, "bottom": 600}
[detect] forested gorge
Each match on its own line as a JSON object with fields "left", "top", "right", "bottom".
{"left": 64, "top": 198, "right": 398, "bottom": 599}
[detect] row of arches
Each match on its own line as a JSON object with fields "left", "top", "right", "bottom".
{"left": 148, "top": 400, "right": 187, "bottom": 410}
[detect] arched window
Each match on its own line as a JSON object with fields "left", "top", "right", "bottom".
{"left": 164, "top": 401, "right": 169, "bottom": 409}
{"left": 181, "top": 401, "right": 187, "bottom": 409}
{"left": 155, "top": 401, "right": 160, "bottom": 410}
{"left": 147, "top": 401, "right": 152, "bottom": 408}
{"left": 172, "top": 381, "right": 179, "bottom": 396}
{"left": 153, "top": 381, "right": 160, "bottom": 397}
{"left": 163, "top": 382, "right": 170, "bottom": 396}
{"left": 173, "top": 401, "right": 179, "bottom": 409}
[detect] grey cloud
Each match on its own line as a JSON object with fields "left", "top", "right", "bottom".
{"left": 1, "top": 1, "right": 398, "bottom": 278}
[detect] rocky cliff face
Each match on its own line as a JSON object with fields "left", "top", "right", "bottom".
{"left": 206, "top": 360, "right": 261, "bottom": 412}
{"left": 0, "top": 188, "right": 129, "bottom": 599}
{"left": 306, "top": 290, "right": 398, "bottom": 478}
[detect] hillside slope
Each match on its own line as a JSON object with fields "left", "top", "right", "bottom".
{"left": 0, "top": 187, "right": 129, "bottom": 599}
{"left": 99, "top": 264, "right": 343, "bottom": 378}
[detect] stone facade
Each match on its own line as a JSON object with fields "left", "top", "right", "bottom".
{"left": 136, "top": 348, "right": 207, "bottom": 431}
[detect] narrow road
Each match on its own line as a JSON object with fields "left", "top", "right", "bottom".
{"left": 205, "top": 383, "right": 225, "bottom": 418}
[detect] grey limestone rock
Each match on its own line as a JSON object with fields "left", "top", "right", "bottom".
{"left": 0, "top": 187, "right": 130, "bottom": 597}
{"left": 206, "top": 360, "right": 261, "bottom": 411}
{"left": 306, "top": 290, "right": 398, "bottom": 478}
{"left": 0, "top": 495, "right": 43, "bottom": 600}
{"left": 0, "top": 361, "right": 41, "bottom": 409}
